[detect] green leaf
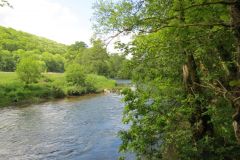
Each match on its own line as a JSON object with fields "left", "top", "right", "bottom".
{"left": 229, "top": 80, "right": 240, "bottom": 87}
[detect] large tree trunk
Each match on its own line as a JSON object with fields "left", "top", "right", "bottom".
{"left": 217, "top": 42, "right": 240, "bottom": 144}
{"left": 183, "top": 54, "right": 214, "bottom": 141}
{"left": 178, "top": 0, "right": 214, "bottom": 142}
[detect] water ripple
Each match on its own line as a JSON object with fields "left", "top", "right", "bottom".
{"left": 0, "top": 93, "right": 133, "bottom": 160}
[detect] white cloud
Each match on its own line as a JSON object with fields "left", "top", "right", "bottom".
{"left": 0, "top": 0, "right": 92, "bottom": 45}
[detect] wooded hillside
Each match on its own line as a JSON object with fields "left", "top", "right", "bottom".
{"left": 0, "top": 26, "right": 67, "bottom": 54}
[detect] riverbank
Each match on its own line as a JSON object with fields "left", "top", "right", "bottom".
{"left": 0, "top": 72, "right": 116, "bottom": 107}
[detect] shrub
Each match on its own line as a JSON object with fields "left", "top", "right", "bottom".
{"left": 86, "top": 74, "right": 116, "bottom": 91}
{"left": 65, "top": 63, "right": 86, "bottom": 86}
{"left": 65, "top": 86, "right": 87, "bottom": 96}
{"left": 16, "top": 58, "right": 44, "bottom": 84}
{"left": 50, "top": 84, "right": 65, "bottom": 98}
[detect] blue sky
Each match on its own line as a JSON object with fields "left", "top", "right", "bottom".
{"left": 0, "top": 0, "right": 97, "bottom": 45}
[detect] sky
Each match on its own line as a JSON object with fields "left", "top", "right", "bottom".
{"left": 0, "top": 0, "right": 96, "bottom": 45}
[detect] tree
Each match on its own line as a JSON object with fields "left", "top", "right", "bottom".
{"left": 68, "top": 41, "right": 87, "bottom": 52}
{"left": 0, "top": 26, "right": 67, "bottom": 54}
{"left": 108, "top": 53, "right": 131, "bottom": 79}
{"left": 65, "top": 63, "right": 86, "bottom": 86}
{"left": 65, "top": 41, "right": 87, "bottom": 63}
{"left": 41, "top": 52, "right": 65, "bottom": 72}
{"left": 74, "top": 39, "right": 110, "bottom": 76}
{"left": 0, "top": 49, "right": 17, "bottom": 71}
{"left": 16, "top": 58, "right": 44, "bottom": 84}
{"left": 94, "top": 0, "right": 240, "bottom": 159}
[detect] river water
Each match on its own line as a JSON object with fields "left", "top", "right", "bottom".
{"left": 0, "top": 93, "right": 133, "bottom": 160}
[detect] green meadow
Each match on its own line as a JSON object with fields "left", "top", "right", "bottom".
{"left": 0, "top": 72, "right": 116, "bottom": 107}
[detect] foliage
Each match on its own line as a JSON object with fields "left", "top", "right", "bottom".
{"left": 41, "top": 52, "right": 65, "bottom": 72}
{"left": 0, "top": 49, "right": 18, "bottom": 71}
{"left": 74, "top": 40, "right": 110, "bottom": 76}
{"left": 16, "top": 58, "right": 45, "bottom": 84}
{"left": 65, "top": 41, "right": 87, "bottom": 62}
{"left": 0, "top": 26, "right": 67, "bottom": 73}
{"left": 0, "top": 72, "right": 116, "bottom": 107}
{"left": 0, "top": 26, "right": 67, "bottom": 54}
{"left": 0, "top": 25, "right": 130, "bottom": 78}
{"left": 86, "top": 74, "right": 116, "bottom": 91}
{"left": 0, "top": 82, "right": 64, "bottom": 106}
{"left": 65, "top": 63, "right": 86, "bottom": 86}
{"left": 94, "top": 0, "right": 240, "bottom": 159}
{"left": 69, "top": 41, "right": 87, "bottom": 52}
{"left": 108, "top": 54, "right": 132, "bottom": 79}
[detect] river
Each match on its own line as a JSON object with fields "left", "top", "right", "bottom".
{"left": 0, "top": 93, "right": 133, "bottom": 160}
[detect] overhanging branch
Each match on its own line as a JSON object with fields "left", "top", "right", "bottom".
{"left": 177, "top": 1, "right": 237, "bottom": 11}
{"left": 149, "top": 22, "right": 231, "bottom": 33}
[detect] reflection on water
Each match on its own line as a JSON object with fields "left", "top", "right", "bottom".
{"left": 0, "top": 93, "right": 133, "bottom": 160}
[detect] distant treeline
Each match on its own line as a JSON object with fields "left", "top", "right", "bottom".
{"left": 0, "top": 26, "right": 131, "bottom": 79}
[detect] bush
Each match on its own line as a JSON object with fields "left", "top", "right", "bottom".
{"left": 50, "top": 84, "right": 65, "bottom": 98}
{"left": 65, "top": 85, "right": 87, "bottom": 96}
{"left": 86, "top": 74, "right": 116, "bottom": 91}
{"left": 16, "top": 58, "right": 45, "bottom": 84}
{"left": 65, "top": 63, "right": 86, "bottom": 86}
{"left": 0, "top": 81, "right": 67, "bottom": 107}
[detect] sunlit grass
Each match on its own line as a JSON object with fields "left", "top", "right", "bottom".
{"left": 43, "top": 72, "right": 65, "bottom": 81}
{"left": 0, "top": 72, "right": 65, "bottom": 84}
{"left": 0, "top": 72, "right": 20, "bottom": 84}
{"left": 86, "top": 74, "right": 116, "bottom": 91}
{"left": 0, "top": 72, "right": 116, "bottom": 107}
{"left": 0, "top": 72, "right": 115, "bottom": 89}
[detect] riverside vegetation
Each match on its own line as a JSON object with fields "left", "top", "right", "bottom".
{"left": 2, "top": 0, "right": 240, "bottom": 159}
{"left": 0, "top": 25, "right": 130, "bottom": 107}
{"left": 0, "top": 71, "right": 115, "bottom": 106}
{"left": 93, "top": 0, "right": 240, "bottom": 160}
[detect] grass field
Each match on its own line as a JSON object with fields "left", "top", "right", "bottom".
{"left": 43, "top": 72, "right": 65, "bottom": 81}
{"left": 0, "top": 72, "right": 115, "bottom": 89}
{"left": 0, "top": 72, "right": 116, "bottom": 107}
{"left": 0, "top": 72, "right": 65, "bottom": 84}
{"left": 0, "top": 72, "right": 20, "bottom": 84}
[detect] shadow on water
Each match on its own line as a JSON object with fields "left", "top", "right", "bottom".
{"left": 0, "top": 93, "right": 134, "bottom": 160}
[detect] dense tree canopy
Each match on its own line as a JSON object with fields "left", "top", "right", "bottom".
{"left": 0, "top": 26, "right": 67, "bottom": 54}
{"left": 94, "top": 0, "right": 240, "bottom": 159}
{"left": 74, "top": 40, "right": 110, "bottom": 76}
{"left": 0, "top": 26, "right": 67, "bottom": 72}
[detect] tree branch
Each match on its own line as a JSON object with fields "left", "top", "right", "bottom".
{"left": 149, "top": 22, "right": 231, "bottom": 33}
{"left": 177, "top": 1, "right": 237, "bottom": 12}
